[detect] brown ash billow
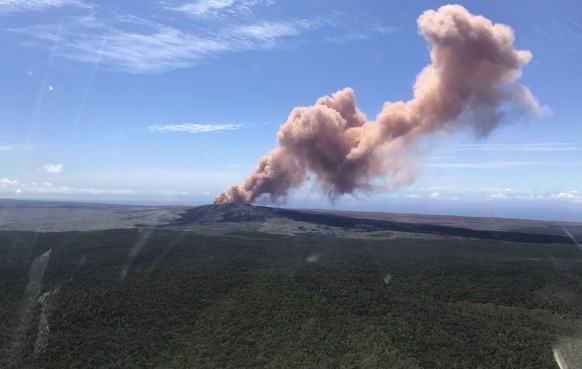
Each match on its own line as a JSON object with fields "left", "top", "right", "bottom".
{"left": 214, "top": 5, "right": 546, "bottom": 205}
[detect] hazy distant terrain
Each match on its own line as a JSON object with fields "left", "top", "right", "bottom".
{"left": 1, "top": 200, "right": 580, "bottom": 243}
{"left": 0, "top": 199, "right": 187, "bottom": 232}
{"left": 1, "top": 200, "right": 582, "bottom": 368}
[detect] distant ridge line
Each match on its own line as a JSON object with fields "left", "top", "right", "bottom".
{"left": 172, "top": 204, "right": 576, "bottom": 245}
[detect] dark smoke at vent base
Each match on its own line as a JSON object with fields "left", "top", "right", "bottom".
{"left": 214, "top": 4, "right": 547, "bottom": 205}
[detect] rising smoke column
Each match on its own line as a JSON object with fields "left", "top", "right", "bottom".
{"left": 214, "top": 4, "right": 545, "bottom": 205}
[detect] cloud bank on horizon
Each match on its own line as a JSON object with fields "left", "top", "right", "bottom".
{"left": 214, "top": 4, "right": 548, "bottom": 205}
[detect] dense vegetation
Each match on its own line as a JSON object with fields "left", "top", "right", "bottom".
{"left": 1, "top": 229, "right": 581, "bottom": 368}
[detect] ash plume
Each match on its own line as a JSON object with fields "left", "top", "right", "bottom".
{"left": 214, "top": 4, "right": 546, "bottom": 205}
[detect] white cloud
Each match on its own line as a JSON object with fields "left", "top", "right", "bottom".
{"left": 0, "top": 177, "right": 189, "bottom": 196}
{"left": 0, "top": 170, "right": 241, "bottom": 201}
{"left": 9, "top": 14, "right": 316, "bottom": 73}
{"left": 169, "top": 0, "right": 273, "bottom": 18}
{"left": 235, "top": 19, "right": 312, "bottom": 41}
{"left": 170, "top": 0, "right": 269, "bottom": 17}
{"left": 5, "top": 2, "right": 387, "bottom": 74}
{"left": 407, "top": 186, "right": 582, "bottom": 204}
{"left": 0, "top": 0, "right": 87, "bottom": 13}
{"left": 326, "top": 31, "right": 368, "bottom": 44}
{"left": 373, "top": 25, "right": 400, "bottom": 35}
{"left": 24, "top": 182, "right": 133, "bottom": 195}
{"left": 15, "top": 24, "right": 229, "bottom": 74}
{"left": 554, "top": 190, "right": 582, "bottom": 203}
{"left": 99, "top": 27, "right": 229, "bottom": 72}
{"left": 173, "top": 0, "right": 236, "bottom": 16}
{"left": 453, "top": 143, "right": 582, "bottom": 152}
{"left": 149, "top": 123, "right": 245, "bottom": 133}
{"left": 326, "top": 24, "right": 399, "bottom": 44}
{"left": 0, "top": 178, "right": 20, "bottom": 186}
{"left": 43, "top": 164, "right": 64, "bottom": 174}
{"left": 427, "top": 161, "right": 582, "bottom": 169}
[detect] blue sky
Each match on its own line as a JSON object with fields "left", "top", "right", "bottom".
{"left": 1, "top": 0, "right": 581, "bottom": 221}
